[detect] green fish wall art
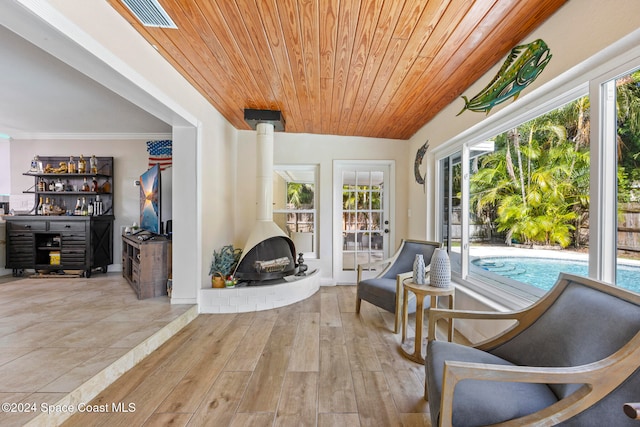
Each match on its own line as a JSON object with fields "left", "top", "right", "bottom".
{"left": 457, "top": 39, "right": 551, "bottom": 115}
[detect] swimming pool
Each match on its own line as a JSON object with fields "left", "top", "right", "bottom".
{"left": 472, "top": 257, "right": 640, "bottom": 293}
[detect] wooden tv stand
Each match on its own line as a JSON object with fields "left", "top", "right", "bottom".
{"left": 122, "top": 233, "right": 171, "bottom": 299}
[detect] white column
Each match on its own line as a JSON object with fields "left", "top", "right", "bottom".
{"left": 171, "top": 125, "right": 198, "bottom": 304}
{"left": 589, "top": 79, "right": 617, "bottom": 284}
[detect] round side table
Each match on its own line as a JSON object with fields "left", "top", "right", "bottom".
{"left": 400, "top": 280, "right": 455, "bottom": 364}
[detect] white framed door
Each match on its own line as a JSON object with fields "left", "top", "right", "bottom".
{"left": 333, "top": 161, "right": 394, "bottom": 283}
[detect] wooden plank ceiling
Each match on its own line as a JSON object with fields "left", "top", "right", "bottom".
{"left": 108, "top": 0, "right": 567, "bottom": 140}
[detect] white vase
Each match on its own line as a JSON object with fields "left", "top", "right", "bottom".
{"left": 430, "top": 248, "right": 451, "bottom": 287}
{"left": 413, "top": 254, "right": 426, "bottom": 285}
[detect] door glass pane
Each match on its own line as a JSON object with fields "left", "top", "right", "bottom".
{"left": 370, "top": 212, "right": 381, "bottom": 230}
{"left": 343, "top": 186, "right": 353, "bottom": 210}
{"left": 371, "top": 190, "right": 381, "bottom": 209}
{"left": 616, "top": 68, "right": 640, "bottom": 293}
{"left": 357, "top": 194, "right": 367, "bottom": 210}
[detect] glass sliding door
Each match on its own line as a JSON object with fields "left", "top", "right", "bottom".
{"left": 614, "top": 68, "right": 640, "bottom": 292}
{"left": 439, "top": 153, "right": 462, "bottom": 275}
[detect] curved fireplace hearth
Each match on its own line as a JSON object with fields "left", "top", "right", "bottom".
{"left": 200, "top": 269, "right": 320, "bottom": 313}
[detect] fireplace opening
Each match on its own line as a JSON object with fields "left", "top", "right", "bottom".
{"left": 234, "top": 236, "right": 297, "bottom": 284}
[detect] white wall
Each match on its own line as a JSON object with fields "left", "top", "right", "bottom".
{"left": 0, "top": 138, "right": 10, "bottom": 275}
{"left": 0, "top": 139, "right": 9, "bottom": 275}
{"left": 198, "top": 116, "right": 238, "bottom": 289}
{"left": 0, "top": 138, "right": 10, "bottom": 195}
{"left": 406, "top": 0, "right": 640, "bottom": 240}
{"left": 9, "top": 138, "right": 151, "bottom": 269}
{"left": 236, "top": 130, "right": 409, "bottom": 284}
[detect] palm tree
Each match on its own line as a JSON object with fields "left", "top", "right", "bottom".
{"left": 617, "top": 71, "right": 640, "bottom": 190}
{"left": 470, "top": 97, "right": 590, "bottom": 248}
{"left": 287, "top": 183, "right": 314, "bottom": 208}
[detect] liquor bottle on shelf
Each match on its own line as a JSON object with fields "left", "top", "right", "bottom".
{"left": 78, "top": 155, "right": 86, "bottom": 173}
{"left": 81, "top": 177, "right": 90, "bottom": 192}
{"left": 43, "top": 197, "right": 50, "bottom": 215}
{"left": 102, "top": 177, "right": 111, "bottom": 194}
{"left": 74, "top": 198, "right": 82, "bottom": 216}
{"left": 36, "top": 196, "right": 44, "bottom": 215}
{"left": 91, "top": 177, "right": 99, "bottom": 192}
{"left": 90, "top": 155, "right": 98, "bottom": 174}
{"left": 81, "top": 197, "right": 88, "bottom": 216}
{"left": 68, "top": 156, "right": 76, "bottom": 173}
{"left": 48, "top": 180, "right": 55, "bottom": 191}
{"left": 55, "top": 178, "right": 64, "bottom": 192}
{"left": 37, "top": 177, "right": 46, "bottom": 192}
{"left": 88, "top": 199, "right": 94, "bottom": 216}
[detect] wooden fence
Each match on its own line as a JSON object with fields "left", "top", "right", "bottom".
{"left": 619, "top": 203, "right": 640, "bottom": 252}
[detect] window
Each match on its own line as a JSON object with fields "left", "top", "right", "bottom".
{"left": 467, "top": 99, "right": 590, "bottom": 298}
{"left": 436, "top": 56, "right": 640, "bottom": 301}
{"left": 273, "top": 165, "right": 318, "bottom": 257}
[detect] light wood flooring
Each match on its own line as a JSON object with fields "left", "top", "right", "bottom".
{"left": 60, "top": 285, "right": 468, "bottom": 427}
{"left": 0, "top": 273, "right": 195, "bottom": 427}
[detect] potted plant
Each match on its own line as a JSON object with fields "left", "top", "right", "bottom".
{"left": 210, "top": 244, "right": 242, "bottom": 288}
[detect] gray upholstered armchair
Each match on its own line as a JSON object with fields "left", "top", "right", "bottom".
{"left": 355, "top": 239, "right": 441, "bottom": 333}
{"left": 425, "top": 273, "right": 640, "bottom": 427}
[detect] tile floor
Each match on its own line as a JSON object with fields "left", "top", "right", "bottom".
{"left": 0, "top": 273, "right": 196, "bottom": 426}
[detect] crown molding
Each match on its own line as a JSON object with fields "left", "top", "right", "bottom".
{"left": 9, "top": 132, "right": 172, "bottom": 141}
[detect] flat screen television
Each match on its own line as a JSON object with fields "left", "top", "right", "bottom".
{"left": 139, "top": 163, "right": 161, "bottom": 234}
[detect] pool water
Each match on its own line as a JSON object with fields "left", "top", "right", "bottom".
{"left": 472, "top": 257, "right": 640, "bottom": 293}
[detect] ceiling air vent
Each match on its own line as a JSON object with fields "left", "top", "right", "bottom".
{"left": 121, "top": 0, "right": 178, "bottom": 29}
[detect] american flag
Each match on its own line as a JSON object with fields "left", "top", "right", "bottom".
{"left": 147, "top": 140, "right": 172, "bottom": 170}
